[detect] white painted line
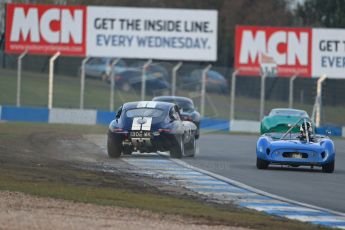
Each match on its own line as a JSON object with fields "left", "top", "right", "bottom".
{"left": 246, "top": 205, "right": 322, "bottom": 212}
{"left": 173, "top": 175, "right": 214, "bottom": 179}
{"left": 188, "top": 180, "right": 229, "bottom": 185}
{"left": 185, "top": 185, "right": 244, "bottom": 190}
{"left": 198, "top": 192, "right": 259, "bottom": 197}
{"left": 286, "top": 215, "right": 345, "bottom": 222}
{"left": 171, "top": 158, "right": 345, "bottom": 217}
{"left": 235, "top": 199, "right": 284, "bottom": 204}
{"left": 185, "top": 183, "right": 230, "bottom": 190}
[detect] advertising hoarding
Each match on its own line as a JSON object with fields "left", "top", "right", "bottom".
{"left": 5, "top": 3, "right": 87, "bottom": 56}
{"left": 5, "top": 3, "right": 218, "bottom": 61}
{"left": 235, "top": 26, "right": 312, "bottom": 77}
{"left": 87, "top": 7, "right": 218, "bottom": 61}
{"left": 235, "top": 26, "right": 345, "bottom": 78}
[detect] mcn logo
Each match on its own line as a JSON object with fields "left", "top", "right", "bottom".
{"left": 235, "top": 26, "right": 312, "bottom": 77}
{"left": 5, "top": 4, "right": 86, "bottom": 56}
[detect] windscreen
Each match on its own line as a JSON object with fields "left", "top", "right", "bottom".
{"left": 126, "top": 108, "right": 164, "bottom": 118}
{"left": 158, "top": 99, "right": 194, "bottom": 112}
{"left": 270, "top": 109, "right": 308, "bottom": 117}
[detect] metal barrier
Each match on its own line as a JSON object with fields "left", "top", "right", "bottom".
{"left": 1, "top": 54, "right": 345, "bottom": 127}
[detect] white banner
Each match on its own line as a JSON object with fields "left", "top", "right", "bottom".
{"left": 86, "top": 7, "right": 218, "bottom": 61}
{"left": 312, "top": 29, "right": 345, "bottom": 78}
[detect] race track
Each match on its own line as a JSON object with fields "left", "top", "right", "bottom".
{"left": 182, "top": 134, "right": 345, "bottom": 213}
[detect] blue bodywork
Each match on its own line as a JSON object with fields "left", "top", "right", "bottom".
{"left": 256, "top": 133, "right": 335, "bottom": 167}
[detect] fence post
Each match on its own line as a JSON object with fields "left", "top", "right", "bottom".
{"left": 16, "top": 50, "right": 28, "bottom": 107}
{"left": 48, "top": 52, "right": 60, "bottom": 109}
{"left": 172, "top": 62, "right": 182, "bottom": 96}
{"left": 79, "top": 57, "right": 89, "bottom": 110}
{"left": 109, "top": 58, "right": 121, "bottom": 111}
{"left": 289, "top": 74, "right": 297, "bottom": 108}
{"left": 315, "top": 74, "right": 327, "bottom": 127}
{"left": 200, "top": 64, "right": 212, "bottom": 117}
{"left": 259, "top": 73, "right": 266, "bottom": 120}
{"left": 141, "top": 59, "right": 152, "bottom": 101}
{"left": 230, "top": 69, "right": 239, "bottom": 121}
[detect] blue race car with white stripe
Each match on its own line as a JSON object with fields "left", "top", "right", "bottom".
{"left": 108, "top": 101, "right": 197, "bottom": 158}
{"left": 256, "top": 118, "right": 335, "bottom": 173}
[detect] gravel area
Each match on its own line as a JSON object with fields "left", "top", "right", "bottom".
{"left": 0, "top": 191, "right": 249, "bottom": 230}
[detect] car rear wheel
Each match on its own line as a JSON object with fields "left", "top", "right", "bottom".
{"left": 184, "top": 136, "right": 196, "bottom": 157}
{"left": 322, "top": 161, "right": 334, "bottom": 173}
{"left": 170, "top": 136, "right": 184, "bottom": 159}
{"left": 256, "top": 157, "right": 269, "bottom": 169}
{"left": 107, "top": 133, "right": 122, "bottom": 158}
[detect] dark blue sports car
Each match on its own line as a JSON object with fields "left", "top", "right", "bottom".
{"left": 256, "top": 118, "right": 335, "bottom": 173}
{"left": 108, "top": 101, "right": 197, "bottom": 158}
{"left": 152, "top": 96, "right": 201, "bottom": 139}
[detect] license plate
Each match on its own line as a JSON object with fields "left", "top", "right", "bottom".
{"left": 130, "top": 131, "right": 151, "bottom": 138}
{"left": 292, "top": 153, "right": 302, "bottom": 159}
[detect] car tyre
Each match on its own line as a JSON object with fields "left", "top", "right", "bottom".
{"left": 322, "top": 161, "right": 334, "bottom": 173}
{"left": 256, "top": 157, "right": 269, "bottom": 169}
{"left": 107, "top": 132, "right": 122, "bottom": 158}
{"left": 170, "top": 136, "right": 184, "bottom": 159}
{"left": 184, "top": 135, "right": 196, "bottom": 157}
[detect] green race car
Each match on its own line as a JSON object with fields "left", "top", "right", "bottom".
{"left": 260, "top": 108, "right": 310, "bottom": 134}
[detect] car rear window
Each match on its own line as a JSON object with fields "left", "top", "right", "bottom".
{"left": 126, "top": 108, "right": 164, "bottom": 118}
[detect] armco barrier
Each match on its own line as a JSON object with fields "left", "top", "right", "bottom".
{"left": 49, "top": 108, "right": 97, "bottom": 125}
{"left": 230, "top": 120, "right": 260, "bottom": 133}
{"left": 96, "top": 110, "right": 116, "bottom": 125}
{"left": 0, "top": 105, "right": 344, "bottom": 137}
{"left": 315, "top": 126, "right": 342, "bottom": 137}
{"left": 200, "top": 118, "right": 230, "bottom": 131}
{"left": 0, "top": 105, "right": 49, "bottom": 122}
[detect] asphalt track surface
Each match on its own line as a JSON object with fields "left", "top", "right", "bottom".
{"left": 181, "top": 134, "right": 345, "bottom": 213}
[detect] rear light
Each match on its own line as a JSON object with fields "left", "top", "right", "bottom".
{"left": 186, "top": 116, "right": 193, "bottom": 121}
{"left": 115, "top": 75, "right": 122, "bottom": 81}
{"left": 158, "top": 128, "right": 171, "bottom": 133}
{"left": 181, "top": 115, "right": 193, "bottom": 121}
{"left": 114, "top": 128, "right": 123, "bottom": 132}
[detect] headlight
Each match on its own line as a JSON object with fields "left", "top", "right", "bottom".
{"left": 258, "top": 146, "right": 264, "bottom": 153}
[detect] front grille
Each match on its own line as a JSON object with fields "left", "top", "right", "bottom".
{"left": 282, "top": 152, "right": 308, "bottom": 159}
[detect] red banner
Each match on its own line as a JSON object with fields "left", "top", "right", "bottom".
{"left": 234, "top": 26, "right": 312, "bottom": 77}
{"left": 5, "top": 3, "right": 87, "bottom": 56}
